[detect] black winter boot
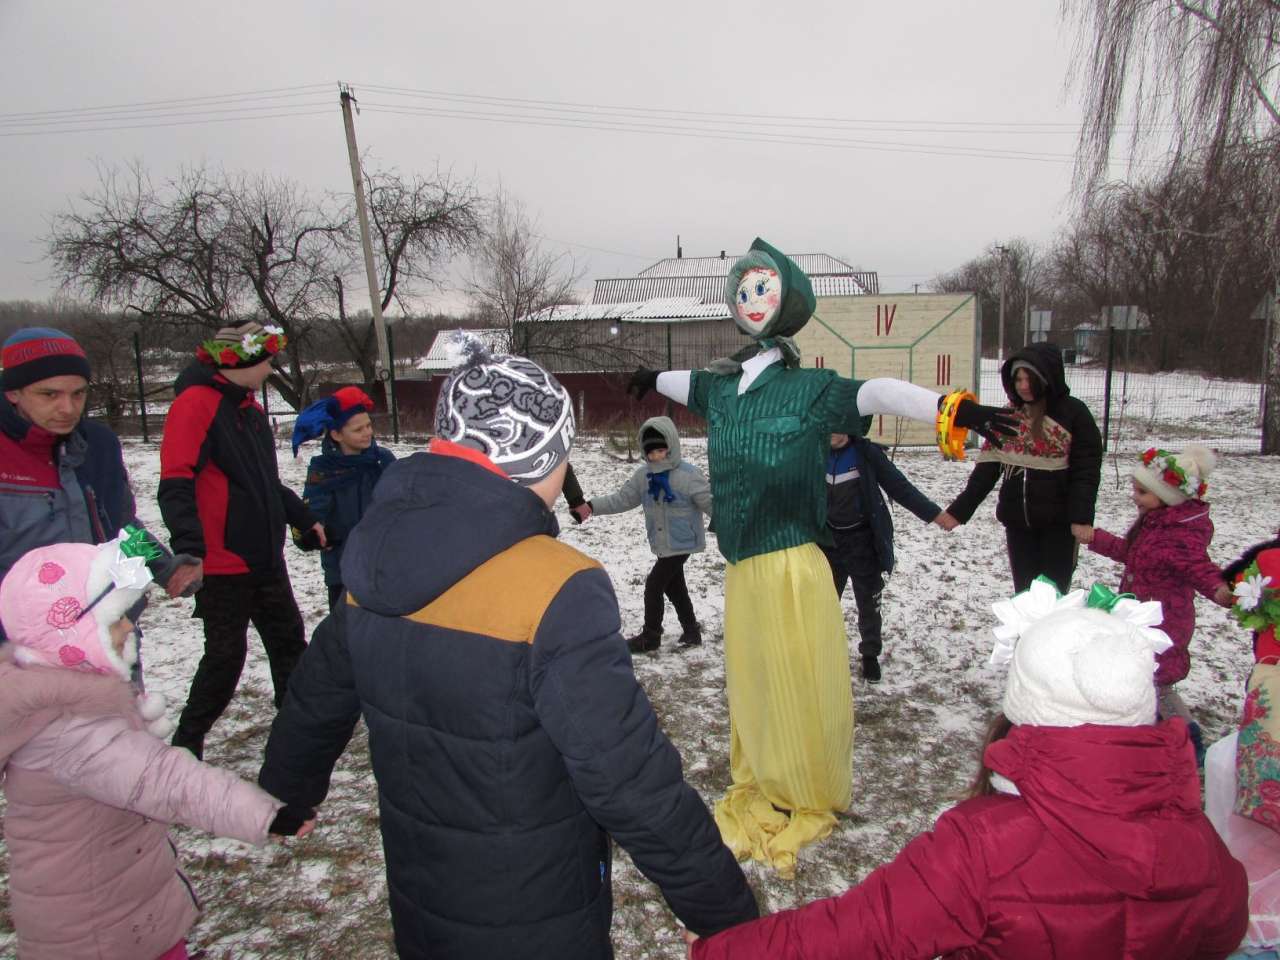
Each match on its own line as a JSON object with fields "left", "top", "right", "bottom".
{"left": 627, "top": 628, "right": 662, "bottom": 654}
{"left": 677, "top": 622, "right": 702, "bottom": 646}
{"left": 861, "top": 656, "right": 882, "bottom": 684}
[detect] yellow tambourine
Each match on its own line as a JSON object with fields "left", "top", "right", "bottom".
{"left": 936, "top": 389, "right": 977, "bottom": 461}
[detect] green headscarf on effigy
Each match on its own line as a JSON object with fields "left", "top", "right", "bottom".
{"left": 707, "top": 237, "right": 817, "bottom": 375}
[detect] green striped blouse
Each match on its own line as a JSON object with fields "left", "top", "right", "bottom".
{"left": 689, "top": 363, "right": 866, "bottom": 564}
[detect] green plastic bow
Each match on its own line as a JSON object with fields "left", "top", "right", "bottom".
{"left": 1085, "top": 583, "right": 1135, "bottom": 613}
{"left": 119, "top": 524, "right": 164, "bottom": 564}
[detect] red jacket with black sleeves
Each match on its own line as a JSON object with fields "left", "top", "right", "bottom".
{"left": 158, "top": 363, "right": 313, "bottom": 578}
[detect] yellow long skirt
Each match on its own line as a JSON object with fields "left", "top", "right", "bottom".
{"left": 713, "top": 542, "right": 854, "bottom": 878}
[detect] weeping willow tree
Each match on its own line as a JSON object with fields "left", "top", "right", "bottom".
{"left": 1063, "top": 0, "right": 1278, "bottom": 189}
{"left": 1062, "top": 0, "right": 1280, "bottom": 448}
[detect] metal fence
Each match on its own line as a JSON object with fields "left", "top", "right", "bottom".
{"left": 978, "top": 355, "right": 1263, "bottom": 454}
{"left": 94, "top": 322, "right": 1267, "bottom": 453}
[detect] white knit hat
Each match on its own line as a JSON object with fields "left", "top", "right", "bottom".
{"left": 991, "top": 578, "right": 1174, "bottom": 728}
{"left": 1131, "top": 443, "right": 1216, "bottom": 506}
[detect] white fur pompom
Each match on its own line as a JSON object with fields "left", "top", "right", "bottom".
{"left": 137, "top": 691, "right": 167, "bottom": 721}
{"left": 146, "top": 716, "right": 175, "bottom": 739}
{"left": 136, "top": 692, "right": 173, "bottom": 738}
{"left": 1180, "top": 443, "right": 1217, "bottom": 481}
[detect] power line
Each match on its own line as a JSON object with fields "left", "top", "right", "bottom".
{"left": 0, "top": 108, "right": 333, "bottom": 138}
{"left": 359, "top": 103, "right": 1103, "bottom": 165}
{"left": 0, "top": 98, "right": 335, "bottom": 131}
{"left": 352, "top": 80, "right": 1169, "bottom": 132}
{"left": 0, "top": 83, "right": 334, "bottom": 121}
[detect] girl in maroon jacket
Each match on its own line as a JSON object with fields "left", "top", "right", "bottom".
{"left": 1075, "top": 444, "right": 1232, "bottom": 759}
{"left": 688, "top": 581, "right": 1248, "bottom": 959}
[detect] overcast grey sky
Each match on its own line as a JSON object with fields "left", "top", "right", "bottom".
{"left": 1, "top": 1, "right": 1105, "bottom": 310}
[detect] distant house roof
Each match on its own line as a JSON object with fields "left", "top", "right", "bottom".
{"left": 515, "top": 249, "right": 877, "bottom": 326}
{"left": 417, "top": 328, "right": 509, "bottom": 372}
{"left": 591, "top": 274, "right": 872, "bottom": 304}
{"left": 638, "top": 253, "right": 864, "bottom": 279}
{"left": 522, "top": 297, "right": 727, "bottom": 324}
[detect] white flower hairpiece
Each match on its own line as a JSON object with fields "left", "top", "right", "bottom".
{"left": 1235, "top": 573, "right": 1273, "bottom": 612}
{"left": 989, "top": 577, "right": 1173, "bottom": 667}
{"left": 241, "top": 332, "right": 264, "bottom": 356}
{"left": 990, "top": 578, "right": 1085, "bottom": 667}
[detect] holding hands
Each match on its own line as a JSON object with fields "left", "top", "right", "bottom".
{"left": 952, "top": 398, "right": 1019, "bottom": 449}
{"left": 1070, "top": 523, "right": 1094, "bottom": 545}
{"left": 1212, "top": 581, "right": 1234, "bottom": 608}
{"left": 269, "top": 803, "right": 316, "bottom": 841}
{"left": 570, "top": 502, "right": 593, "bottom": 524}
{"left": 933, "top": 511, "right": 959, "bottom": 532}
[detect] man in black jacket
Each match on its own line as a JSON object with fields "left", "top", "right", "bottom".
{"left": 258, "top": 344, "right": 757, "bottom": 960}
{"left": 159, "top": 321, "right": 322, "bottom": 760}
{"left": 824, "top": 429, "right": 953, "bottom": 683}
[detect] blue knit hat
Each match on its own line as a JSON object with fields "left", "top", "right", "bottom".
{"left": 2, "top": 328, "right": 91, "bottom": 390}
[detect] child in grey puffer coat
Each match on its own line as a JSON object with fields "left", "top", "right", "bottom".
{"left": 587, "top": 416, "right": 712, "bottom": 653}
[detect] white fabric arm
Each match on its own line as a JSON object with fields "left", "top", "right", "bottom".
{"left": 855, "top": 378, "right": 941, "bottom": 423}
{"left": 656, "top": 370, "right": 691, "bottom": 406}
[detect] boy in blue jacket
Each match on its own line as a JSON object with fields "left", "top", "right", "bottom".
{"left": 824, "top": 430, "right": 954, "bottom": 683}
{"left": 292, "top": 386, "right": 396, "bottom": 609}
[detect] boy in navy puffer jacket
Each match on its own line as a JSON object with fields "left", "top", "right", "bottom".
{"left": 584, "top": 416, "right": 712, "bottom": 653}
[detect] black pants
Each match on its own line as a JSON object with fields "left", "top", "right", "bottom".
{"left": 643, "top": 554, "right": 697, "bottom": 632}
{"left": 175, "top": 571, "right": 306, "bottom": 745}
{"left": 1005, "top": 524, "right": 1078, "bottom": 594}
{"left": 822, "top": 525, "right": 884, "bottom": 659}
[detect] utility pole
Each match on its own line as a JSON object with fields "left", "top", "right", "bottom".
{"left": 1022, "top": 250, "right": 1034, "bottom": 347}
{"left": 338, "top": 83, "right": 393, "bottom": 406}
{"left": 995, "top": 244, "right": 1008, "bottom": 363}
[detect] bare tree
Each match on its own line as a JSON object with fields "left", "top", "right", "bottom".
{"left": 1062, "top": 0, "right": 1280, "bottom": 447}
{"left": 327, "top": 166, "right": 484, "bottom": 383}
{"left": 932, "top": 239, "right": 1041, "bottom": 356}
{"left": 466, "top": 191, "right": 584, "bottom": 344}
{"left": 46, "top": 161, "right": 348, "bottom": 409}
{"left": 1063, "top": 0, "right": 1279, "bottom": 192}
{"left": 1049, "top": 147, "right": 1272, "bottom": 375}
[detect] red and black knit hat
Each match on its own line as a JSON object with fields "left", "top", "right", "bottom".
{"left": 1, "top": 327, "right": 92, "bottom": 390}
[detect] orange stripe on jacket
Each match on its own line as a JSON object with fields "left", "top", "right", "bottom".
{"left": 350, "top": 535, "right": 600, "bottom": 645}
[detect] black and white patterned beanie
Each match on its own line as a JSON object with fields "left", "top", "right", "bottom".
{"left": 433, "top": 334, "right": 575, "bottom": 485}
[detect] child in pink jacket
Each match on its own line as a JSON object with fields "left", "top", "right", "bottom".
{"left": 0, "top": 533, "right": 294, "bottom": 960}
{"left": 1073, "top": 444, "right": 1232, "bottom": 760}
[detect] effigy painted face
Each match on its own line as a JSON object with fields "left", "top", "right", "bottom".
{"left": 734, "top": 267, "right": 782, "bottom": 336}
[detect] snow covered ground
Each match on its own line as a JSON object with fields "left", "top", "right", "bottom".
{"left": 0, "top": 432, "right": 1277, "bottom": 959}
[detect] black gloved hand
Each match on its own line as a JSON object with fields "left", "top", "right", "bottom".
{"left": 269, "top": 803, "right": 316, "bottom": 837}
{"left": 292, "top": 525, "right": 324, "bottom": 552}
{"left": 952, "top": 399, "right": 1019, "bottom": 449}
{"left": 628, "top": 368, "right": 659, "bottom": 401}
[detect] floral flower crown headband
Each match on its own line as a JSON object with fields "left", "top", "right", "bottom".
{"left": 989, "top": 576, "right": 1173, "bottom": 667}
{"left": 196, "top": 325, "right": 286, "bottom": 368}
{"left": 1232, "top": 561, "right": 1280, "bottom": 633}
{"left": 1138, "top": 447, "right": 1207, "bottom": 500}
